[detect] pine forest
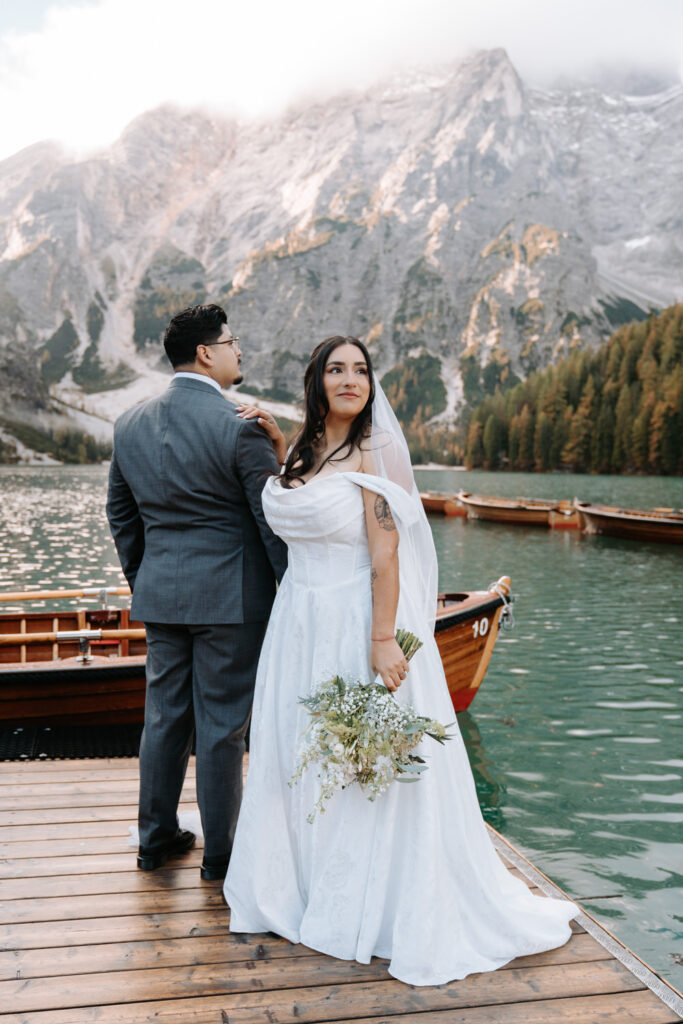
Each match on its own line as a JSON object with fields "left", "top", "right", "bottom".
{"left": 462, "top": 304, "right": 683, "bottom": 476}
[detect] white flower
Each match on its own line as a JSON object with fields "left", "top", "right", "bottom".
{"left": 289, "top": 672, "right": 451, "bottom": 820}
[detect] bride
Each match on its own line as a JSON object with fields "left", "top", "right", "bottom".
{"left": 224, "top": 335, "right": 577, "bottom": 986}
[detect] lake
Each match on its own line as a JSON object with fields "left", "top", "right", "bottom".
{"left": 1, "top": 464, "right": 682, "bottom": 986}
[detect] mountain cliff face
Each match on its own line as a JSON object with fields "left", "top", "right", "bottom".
{"left": 0, "top": 48, "right": 680, "bottom": 456}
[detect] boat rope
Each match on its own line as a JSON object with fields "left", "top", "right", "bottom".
{"left": 488, "top": 580, "right": 516, "bottom": 630}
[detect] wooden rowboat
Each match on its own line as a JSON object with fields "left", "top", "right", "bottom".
{"left": 419, "top": 491, "right": 467, "bottom": 517}
{"left": 574, "top": 500, "right": 683, "bottom": 544}
{"left": 0, "top": 589, "right": 147, "bottom": 727}
{"left": 0, "top": 578, "right": 514, "bottom": 724}
{"left": 458, "top": 491, "right": 580, "bottom": 528}
{"left": 436, "top": 576, "right": 514, "bottom": 712}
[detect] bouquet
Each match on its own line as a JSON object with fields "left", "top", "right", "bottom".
{"left": 289, "top": 629, "right": 452, "bottom": 821}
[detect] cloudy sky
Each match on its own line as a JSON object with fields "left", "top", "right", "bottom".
{"left": 1, "top": 0, "right": 681, "bottom": 163}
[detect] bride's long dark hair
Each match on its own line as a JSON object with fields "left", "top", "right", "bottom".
{"left": 281, "top": 335, "right": 375, "bottom": 488}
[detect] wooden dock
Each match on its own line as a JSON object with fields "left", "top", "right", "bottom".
{"left": 1, "top": 757, "right": 681, "bottom": 1024}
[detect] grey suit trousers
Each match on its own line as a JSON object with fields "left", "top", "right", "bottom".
{"left": 139, "top": 620, "right": 267, "bottom": 860}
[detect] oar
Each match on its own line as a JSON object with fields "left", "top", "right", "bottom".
{"left": 0, "top": 586, "right": 131, "bottom": 602}
{"left": 0, "top": 628, "right": 146, "bottom": 646}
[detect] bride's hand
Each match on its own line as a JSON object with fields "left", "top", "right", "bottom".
{"left": 371, "top": 638, "right": 410, "bottom": 692}
{"left": 236, "top": 405, "right": 287, "bottom": 465}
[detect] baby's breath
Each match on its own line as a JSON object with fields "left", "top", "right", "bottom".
{"left": 289, "top": 630, "right": 451, "bottom": 822}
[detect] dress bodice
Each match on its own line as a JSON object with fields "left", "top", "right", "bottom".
{"left": 262, "top": 473, "right": 370, "bottom": 589}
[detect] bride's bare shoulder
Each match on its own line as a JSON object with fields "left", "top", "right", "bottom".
{"left": 358, "top": 446, "right": 373, "bottom": 474}
{"left": 359, "top": 429, "right": 392, "bottom": 474}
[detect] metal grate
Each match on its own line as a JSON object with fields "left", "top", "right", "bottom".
{"left": 0, "top": 724, "right": 144, "bottom": 760}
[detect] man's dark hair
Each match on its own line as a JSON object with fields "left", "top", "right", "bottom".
{"left": 163, "top": 304, "right": 228, "bottom": 368}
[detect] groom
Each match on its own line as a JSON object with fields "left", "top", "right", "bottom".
{"left": 107, "top": 303, "right": 287, "bottom": 880}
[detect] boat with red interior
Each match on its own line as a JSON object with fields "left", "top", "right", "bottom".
{"left": 0, "top": 577, "right": 514, "bottom": 723}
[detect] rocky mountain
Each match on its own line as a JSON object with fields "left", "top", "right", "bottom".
{"left": 0, "top": 48, "right": 681, "bottom": 459}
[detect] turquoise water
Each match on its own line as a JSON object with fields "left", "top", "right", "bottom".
{"left": 416, "top": 469, "right": 683, "bottom": 989}
{"left": 1, "top": 465, "right": 682, "bottom": 987}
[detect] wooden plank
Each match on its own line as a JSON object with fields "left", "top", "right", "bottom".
{"left": 0, "top": 934, "right": 316, "bottom": 982}
{"left": 1, "top": 952, "right": 392, "bottom": 1014}
{"left": 0, "top": 861, "right": 550, "bottom": 903}
{"left": 0, "top": 762, "right": 194, "bottom": 781}
{"left": 0, "top": 907, "right": 584, "bottom": 956}
{"left": 0, "top": 790, "right": 197, "bottom": 811}
{"left": 0, "top": 768, "right": 187, "bottom": 786}
{"left": 0, "top": 804, "right": 144, "bottom": 826}
{"left": 0, "top": 781, "right": 188, "bottom": 799}
{"left": 0, "top": 961, "right": 647, "bottom": 1024}
{"left": 0, "top": 909, "right": 233, "bottom": 950}
{"left": 0, "top": 762, "right": 193, "bottom": 781}
{"left": 0, "top": 865, "right": 548, "bottom": 903}
{"left": 0, "top": 757, "right": 194, "bottom": 773}
{"left": 0, "top": 835, "right": 532, "bottom": 868}
{"left": 0, "top": 757, "right": 138, "bottom": 772}
{"left": 1, "top": 865, "right": 204, "bottom": 900}
{"left": 0, "top": 834, "right": 195, "bottom": 858}
{"left": 1, "top": 989, "right": 679, "bottom": 1024}
{"left": 0, "top": 931, "right": 610, "bottom": 984}
{"left": 1, "top": 872, "right": 544, "bottom": 921}
{"left": 0, "top": 850, "right": 204, "bottom": 879}
{"left": 0, "top": 820, "right": 143, "bottom": 842}
{"left": 1, "top": 886, "right": 226, "bottom": 925}
{"left": 0, "top": 779, "right": 151, "bottom": 797}
{"left": 234, "top": 991, "right": 683, "bottom": 1024}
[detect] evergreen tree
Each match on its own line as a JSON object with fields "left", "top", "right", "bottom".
{"left": 533, "top": 411, "right": 553, "bottom": 471}
{"left": 508, "top": 413, "right": 521, "bottom": 467}
{"left": 612, "top": 382, "right": 633, "bottom": 471}
{"left": 562, "top": 375, "right": 596, "bottom": 471}
{"left": 592, "top": 401, "right": 615, "bottom": 473}
{"left": 483, "top": 414, "right": 505, "bottom": 468}
{"left": 465, "top": 420, "right": 484, "bottom": 469}
{"left": 631, "top": 399, "right": 653, "bottom": 472}
{"left": 517, "top": 404, "right": 535, "bottom": 470}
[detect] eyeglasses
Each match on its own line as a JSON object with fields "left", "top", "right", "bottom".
{"left": 204, "top": 336, "right": 240, "bottom": 348}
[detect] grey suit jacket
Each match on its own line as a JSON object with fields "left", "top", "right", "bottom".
{"left": 106, "top": 376, "right": 288, "bottom": 625}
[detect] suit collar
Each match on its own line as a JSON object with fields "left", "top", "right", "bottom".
{"left": 170, "top": 375, "right": 224, "bottom": 396}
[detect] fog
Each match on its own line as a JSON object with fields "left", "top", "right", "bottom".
{"left": 1, "top": 0, "right": 681, "bottom": 161}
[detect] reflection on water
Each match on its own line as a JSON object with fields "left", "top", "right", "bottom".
{"left": 456, "top": 711, "right": 507, "bottom": 832}
{"left": 1, "top": 464, "right": 682, "bottom": 985}
{"left": 0, "top": 466, "right": 128, "bottom": 610}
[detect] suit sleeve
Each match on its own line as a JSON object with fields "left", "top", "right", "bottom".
{"left": 106, "top": 446, "right": 145, "bottom": 592}
{"left": 234, "top": 420, "right": 288, "bottom": 582}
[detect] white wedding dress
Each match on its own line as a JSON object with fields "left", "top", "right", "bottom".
{"left": 224, "top": 470, "right": 577, "bottom": 985}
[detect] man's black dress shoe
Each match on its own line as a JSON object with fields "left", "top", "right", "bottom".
{"left": 137, "top": 829, "right": 196, "bottom": 871}
{"left": 200, "top": 855, "right": 230, "bottom": 881}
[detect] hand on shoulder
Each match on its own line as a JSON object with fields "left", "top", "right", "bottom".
{"left": 236, "top": 405, "right": 287, "bottom": 465}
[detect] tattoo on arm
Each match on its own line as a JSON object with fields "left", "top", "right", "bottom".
{"left": 374, "top": 495, "right": 397, "bottom": 532}
{"left": 370, "top": 567, "right": 377, "bottom": 601}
